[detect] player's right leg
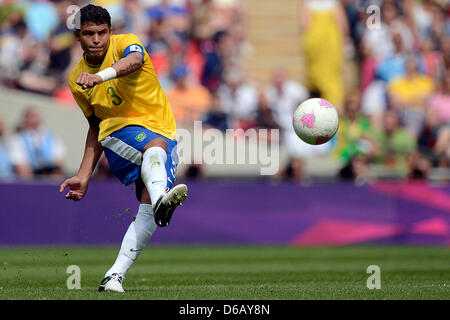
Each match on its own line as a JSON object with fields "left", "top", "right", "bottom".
{"left": 140, "top": 137, "right": 187, "bottom": 227}
{"left": 152, "top": 183, "right": 187, "bottom": 227}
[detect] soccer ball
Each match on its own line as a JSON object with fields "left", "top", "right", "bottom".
{"left": 292, "top": 98, "right": 339, "bottom": 145}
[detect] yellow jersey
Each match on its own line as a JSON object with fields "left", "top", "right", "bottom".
{"left": 68, "top": 33, "right": 177, "bottom": 142}
{"left": 388, "top": 75, "right": 434, "bottom": 109}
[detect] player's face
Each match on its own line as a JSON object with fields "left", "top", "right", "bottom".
{"left": 75, "top": 22, "right": 112, "bottom": 64}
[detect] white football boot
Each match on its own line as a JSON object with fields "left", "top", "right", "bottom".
{"left": 153, "top": 184, "right": 188, "bottom": 227}
{"left": 98, "top": 273, "right": 125, "bottom": 293}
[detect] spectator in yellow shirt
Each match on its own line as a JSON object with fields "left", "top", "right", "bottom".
{"left": 388, "top": 55, "right": 434, "bottom": 136}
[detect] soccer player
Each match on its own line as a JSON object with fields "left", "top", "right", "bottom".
{"left": 59, "top": 4, "right": 188, "bottom": 293}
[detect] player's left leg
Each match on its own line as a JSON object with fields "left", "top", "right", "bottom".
{"left": 98, "top": 187, "right": 156, "bottom": 293}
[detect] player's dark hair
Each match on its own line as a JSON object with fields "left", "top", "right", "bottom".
{"left": 74, "top": 4, "right": 111, "bottom": 31}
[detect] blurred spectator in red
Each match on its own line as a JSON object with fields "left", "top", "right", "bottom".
{"left": 388, "top": 55, "right": 434, "bottom": 137}
{"left": 216, "top": 70, "right": 258, "bottom": 130}
{"left": 166, "top": 64, "right": 211, "bottom": 128}
{"left": 0, "top": 117, "right": 14, "bottom": 181}
{"left": 301, "top": 0, "right": 349, "bottom": 109}
{"left": 8, "top": 108, "right": 66, "bottom": 179}
{"left": 190, "top": 0, "right": 245, "bottom": 83}
{"left": 372, "top": 109, "right": 417, "bottom": 176}
{"left": 145, "top": 18, "right": 172, "bottom": 82}
{"left": 183, "top": 38, "right": 206, "bottom": 83}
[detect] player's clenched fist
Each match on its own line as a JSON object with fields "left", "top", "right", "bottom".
{"left": 59, "top": 176, "right": 89, "bottom": 201}
{"left": 76, "top": 72, "right": 103, "bottom": 90}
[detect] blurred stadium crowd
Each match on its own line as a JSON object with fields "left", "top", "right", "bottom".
{"left": 0, "top": 0, "right": 448, "bottom": 183}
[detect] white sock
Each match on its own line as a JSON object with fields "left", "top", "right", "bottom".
{"left": 105, "top": 204, "right": 157, "bottom": 278}
{"left": 141, "top": 146, "right": 168, "bottom": 206}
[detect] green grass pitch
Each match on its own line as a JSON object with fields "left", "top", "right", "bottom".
{"left": 0, "top": 246, "right": 448, "bottom": 300}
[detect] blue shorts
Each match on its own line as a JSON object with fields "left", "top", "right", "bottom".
{"left": 100, "top": 125, "right": 178, "bottom": 200}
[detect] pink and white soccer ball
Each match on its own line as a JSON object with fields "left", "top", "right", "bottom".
{"left": 292, "top": 98, "right": 339, "bottom": 145}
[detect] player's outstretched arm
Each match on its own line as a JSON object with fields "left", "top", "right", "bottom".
{"left": 76, "top": 52, "right": 143, "bottom": 89}
{"left": 59, "top": 123, "right": 103, "bottom": 201}
{"left": 111, "top": 51, "right": 143, "bottom": 78}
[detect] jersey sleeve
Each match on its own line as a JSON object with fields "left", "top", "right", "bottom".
{"left": 116, "top": 33, "right": 146, "bottom": 63}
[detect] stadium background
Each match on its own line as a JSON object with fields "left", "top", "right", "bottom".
{"left": 0, "top": 0, "right": 448, "bottom": 300}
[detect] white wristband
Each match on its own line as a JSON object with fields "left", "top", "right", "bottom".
{"left": 95, "top": 67, "right": 117, "bottom": 82}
